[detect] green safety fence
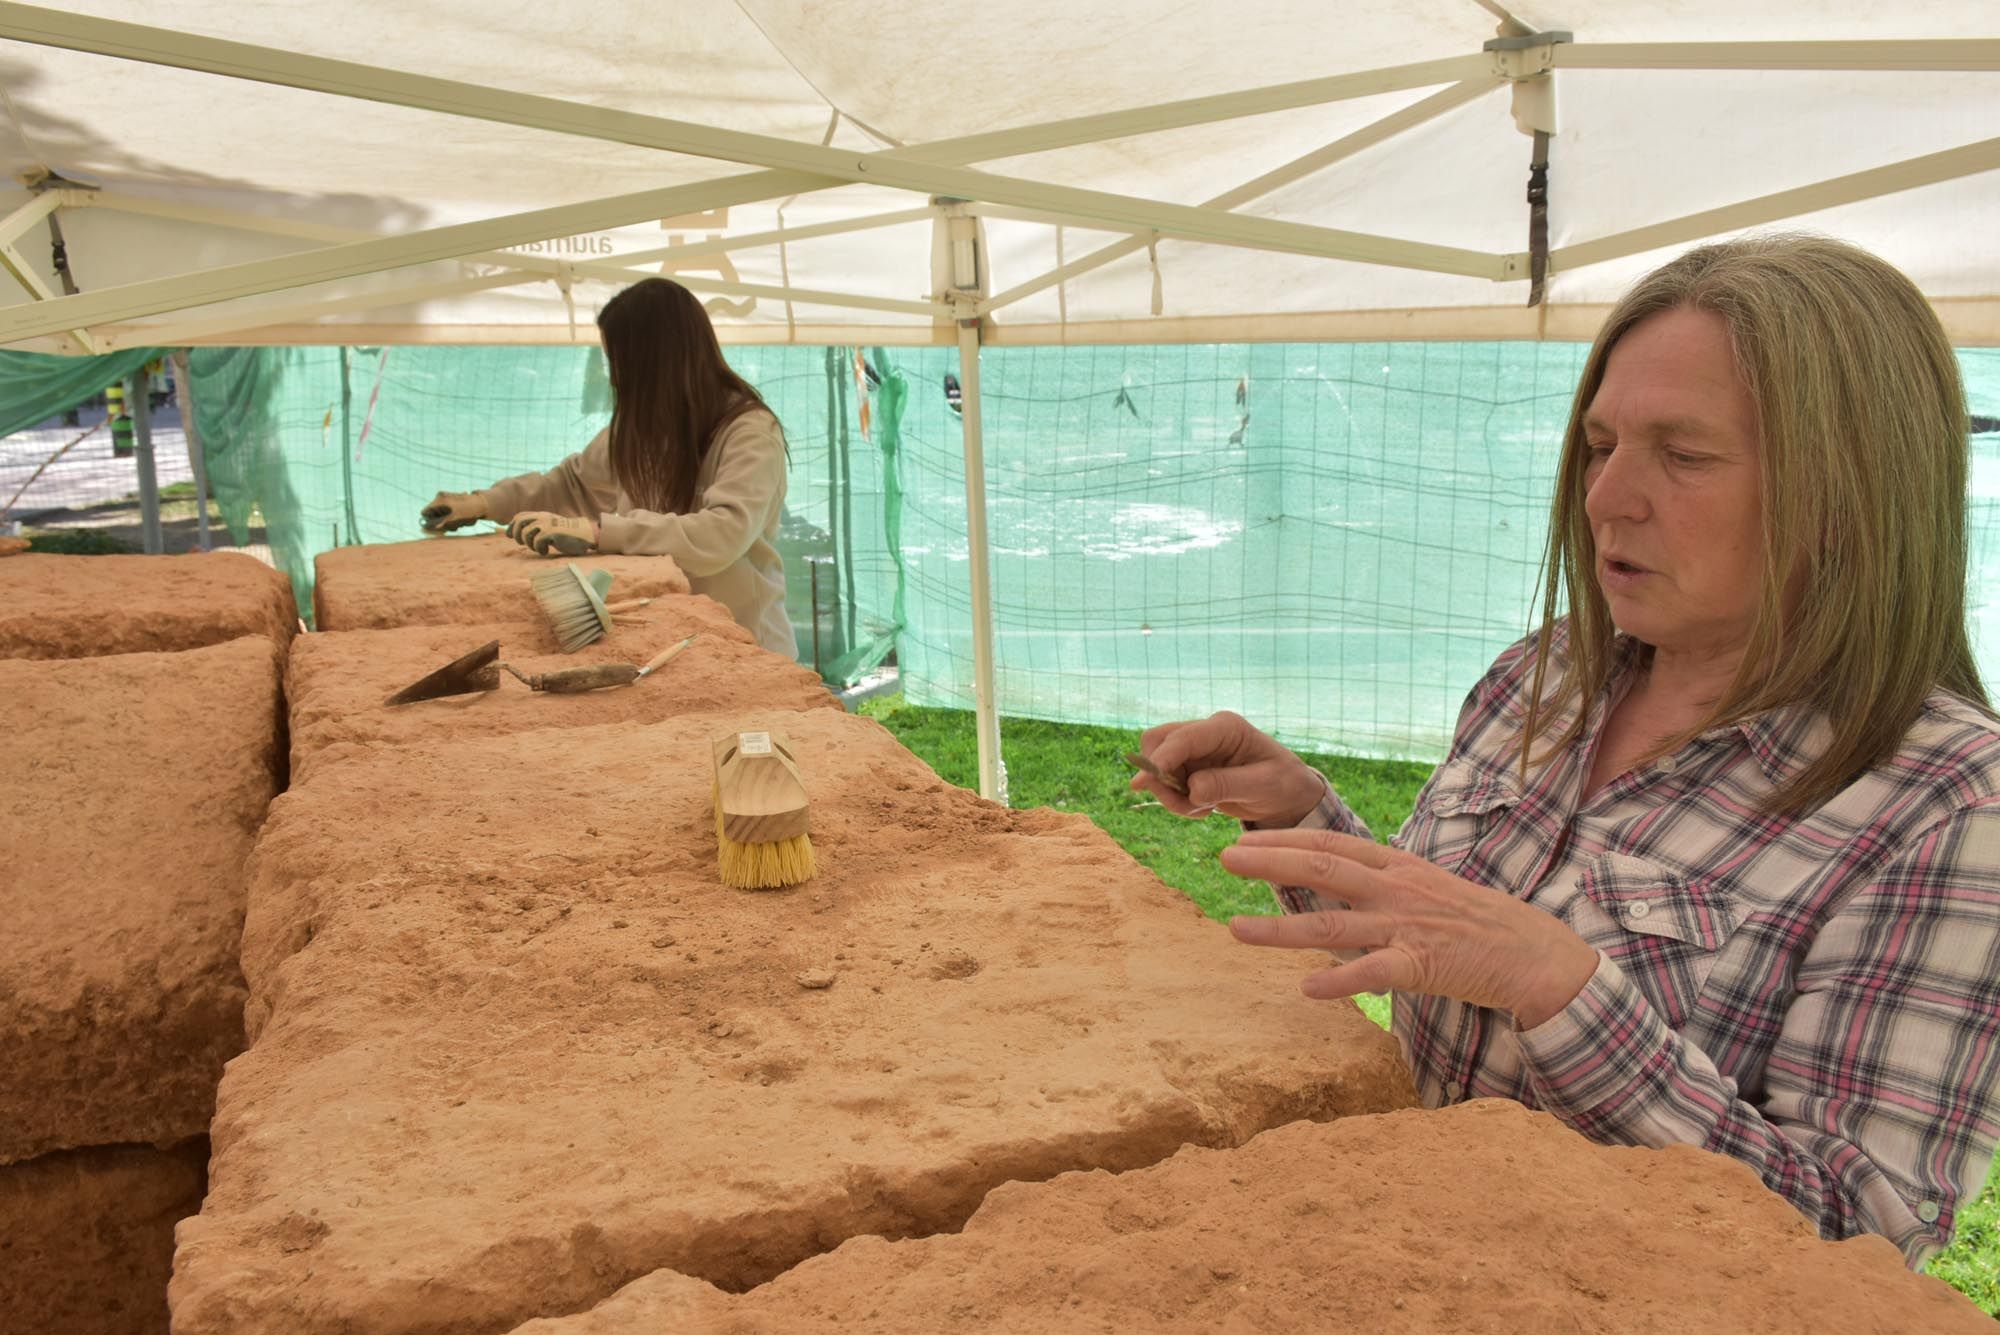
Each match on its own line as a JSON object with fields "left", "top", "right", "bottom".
{"left": 180, "top": 341, "right": 2000, "bottom": 762}
{"left": 0, "top": 347, "right": 164, "bottom": 438}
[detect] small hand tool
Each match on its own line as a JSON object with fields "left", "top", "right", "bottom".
{"left": 1122, "top": 749, "right": 1188, "bottom": 795}
{"left": 383, "top": 640, "right": 502, "bottom": 706}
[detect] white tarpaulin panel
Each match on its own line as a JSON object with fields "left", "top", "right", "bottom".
{"left": 0, "top": 1, "right": 1995, "bottom": 348}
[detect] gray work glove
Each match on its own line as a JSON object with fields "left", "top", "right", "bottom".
{"left": 507, "top": 511, "right": 599, "bottom": 556}
{"left": 421, "top": 490, "right": 489, "bottom": 533}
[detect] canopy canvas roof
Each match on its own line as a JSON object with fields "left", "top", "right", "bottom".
{"left": 1, "top": 2, "right": 1996, "bottom": 354}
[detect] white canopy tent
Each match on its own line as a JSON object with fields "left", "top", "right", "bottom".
{"left": 3, "top": 1, "right": 1996, "bottom": 795}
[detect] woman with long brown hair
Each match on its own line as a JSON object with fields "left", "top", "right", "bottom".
{"left": 420, "top": 277, "right": 796, "bottom": 656}
{"left": 1134, "top": 234, "right": 2000, "bottom": 1267}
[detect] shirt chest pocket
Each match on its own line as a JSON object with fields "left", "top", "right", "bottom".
{"left": 1571, "top": 852, "right": 1745, "bottom": 1029}
{"left": 1409, "top": 756, "right": 1526, "bottom": 878}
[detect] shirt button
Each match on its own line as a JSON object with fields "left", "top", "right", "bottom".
{"left": 1626, "top": 901, "right": 1652, "bottom": 921}
{"left": 1444, "top": 1080, "right": 1465, "bottom": 1102}
{"left": 1918, "top": 1201, "right": 1941, "bottom": 1224}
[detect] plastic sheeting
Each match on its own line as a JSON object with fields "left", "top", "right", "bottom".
{"left": 0, "top": 347, "right": 160, "bottom": 437}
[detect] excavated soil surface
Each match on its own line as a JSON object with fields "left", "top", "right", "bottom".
{"left": 314, "top": 536, "right": 691, "bottom": 630}
{"left": 0, "top": 1139, "right": 208, "bottom": 1335}
{"left": 172, "top": 708, "right": 1415, "bottom": 1335}
{"left": 0, "top": 639, "right": 283, "bottom": 1162}
{"left": 0, "top": 551, "right": 296, "bottom": 660}
{"left": 512, "top": 1100, "right": 1992, "bottom": 1335}
{"left": 288, "top": 595, "right": 836, "bottom": 785}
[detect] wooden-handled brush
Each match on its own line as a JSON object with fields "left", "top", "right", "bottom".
{"left": 712, "top": 728, "right": 815, "bottom": 890}
{"left": 530, "top": 564, "right": 652, "bottom": 652}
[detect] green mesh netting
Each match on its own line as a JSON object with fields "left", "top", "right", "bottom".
{"left": 0, "top": 347, "right": 164, "bottom": 438}
{"left": 886, "top": 341, "right": 1587, "bottom": 757}
{"left": 187, "top": 342, "right": 2000, "bottom": 762}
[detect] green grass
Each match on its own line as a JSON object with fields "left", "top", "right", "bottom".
{"left": 858, "top": 693, "right": 1997, "bottom": 1312}
{"left": 1930, "top": 1177, "right": 1999, "bottom": 1312}
{"left": 857, "top": 695, "right": 1428, "bottom": 922}
{"left": 19, "top": 527, "right": 136, "bottom": 555}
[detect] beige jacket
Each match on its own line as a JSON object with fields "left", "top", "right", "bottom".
{"left": 481, "top": 409, "right": 797, "bottom": 657}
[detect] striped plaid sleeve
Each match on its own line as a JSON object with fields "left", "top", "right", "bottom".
{"left": 1250, "top": 771, "right": 1370, "bottom": 916}
{"left": 1513, "top": 805, "right": 2000, "bottom": 1265}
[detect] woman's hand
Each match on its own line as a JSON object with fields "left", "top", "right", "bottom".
{"left": 420, "top": 491, "right": 487, "bottom": 533}
{"left": 507, "top": 512, "right": 599, "bottom": 556}
{"left": 1221, "top": 829, "right": 1600, "bottom": 1028}
{"left": 1130, "top": 711, "right": 1329, "bottom": 825}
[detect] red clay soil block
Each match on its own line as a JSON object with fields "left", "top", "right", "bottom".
{"left": 313, "top": 535, "right": 691, "bottom": 630}
{"left": 509, "top": 1100, "right": 1994, "bottom": 1335}
{"left": 0, "top": 637, "right": 284, "bottom": 1163}
{"left": 0, "top": 1139, "right": 208, "bottom": 1335}
{"left": 171, "top": 708, "right": 1416, "bottom": 1335}
{"left": 287, "top": 594, "right": 838, "bottom": 785}
{"left": 0, "top": 551, "right": 296, "bottom": 660}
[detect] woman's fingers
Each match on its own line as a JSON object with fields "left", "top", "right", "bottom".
{"left": 1229, "top": 909, "right": 1397, "bottom": 952}
{"left": 1230, "top": 916, "right": 1409, "bottom": 999}
{"left": 1130, "top": 770, "right": 1215, "bottom": 817}
{"left": 509, "top": 513, "right": 553, "bottom": 549}
{"left": 1219, "top": 840, "right": 1394, "bottom": 906}
{"left": 1223, "top": 834, "right": 1600, "bottom": 1018}
{"left": 1145, "top": 712, "right": 1250, "bottom": 777}
{"left": 1135, "top": 714, "right": 1325, "bottom": 823}
{"left": 1235, "top": 827, "right": 1399, "bottom": 866}
{"left": 1132, "top": 718, "right": 1231, "bottom": 815}
{"left": 1184, "top": 757, "right": 1300, "bottom": 818}
{"left": 1297, "top": 950, "right": 1408, "bottom": 1001}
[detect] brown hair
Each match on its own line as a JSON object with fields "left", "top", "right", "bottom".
{"left": 597, "top": 278, "right": 770, "bottom": 514}
{"left": 1523, "top": 233, "right": 1987, "bottom": 812}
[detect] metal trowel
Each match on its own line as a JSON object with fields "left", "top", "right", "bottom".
{"left": 384, "top": 639, "right": 502, "bottom": 705}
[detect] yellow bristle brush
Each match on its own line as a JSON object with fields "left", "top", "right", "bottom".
{"left": 711, "top": 728, "right": 815, "bottom": 890}
{"left": 529, "top": 564, "right": 652, "bottom": 652}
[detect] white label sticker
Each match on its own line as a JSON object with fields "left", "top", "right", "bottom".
{"left": 739, "top": 731, "right": 773, "bottom": 755}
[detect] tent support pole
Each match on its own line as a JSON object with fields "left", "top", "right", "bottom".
{"left": 172, "top": 351, "right": 211, "bottom": 551}
{"left": 938, "top": 200, "right": 1003, "bottom": 803}
{"left": 73, "top": 190, "right": 938, "bottom": 284}
{"left": 100, "top": 271, "right": 528, "bottom": 348}
{"left": 0, "top": 238, "right": 96, "bottom": 353}
{"left": 1552, "top": 133, "right": 2000, "bottom": 274}
{"left": 0, "top": 192, "right": 59, "bottom": 249}
{"left": 956, "top": 311, "right": 1003, "bottom": 804}
{"left": 977, "top": 78, "right": 1498, "bottom": 317}
{"left": 129, "top": 365, "right": 162, "bottom": 554}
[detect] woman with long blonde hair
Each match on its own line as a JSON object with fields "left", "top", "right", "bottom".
{"left": 1135, "top": 234, "right": 2000, "bottom": 1266}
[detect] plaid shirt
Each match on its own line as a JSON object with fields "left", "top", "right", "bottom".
{"left": 1278, "top": 623, "right": 2000, "bottom": 1265}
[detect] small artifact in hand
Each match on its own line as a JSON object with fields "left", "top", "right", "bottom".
{"left": 1123, "top": 749, "right": 1187, "bottom": 795}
